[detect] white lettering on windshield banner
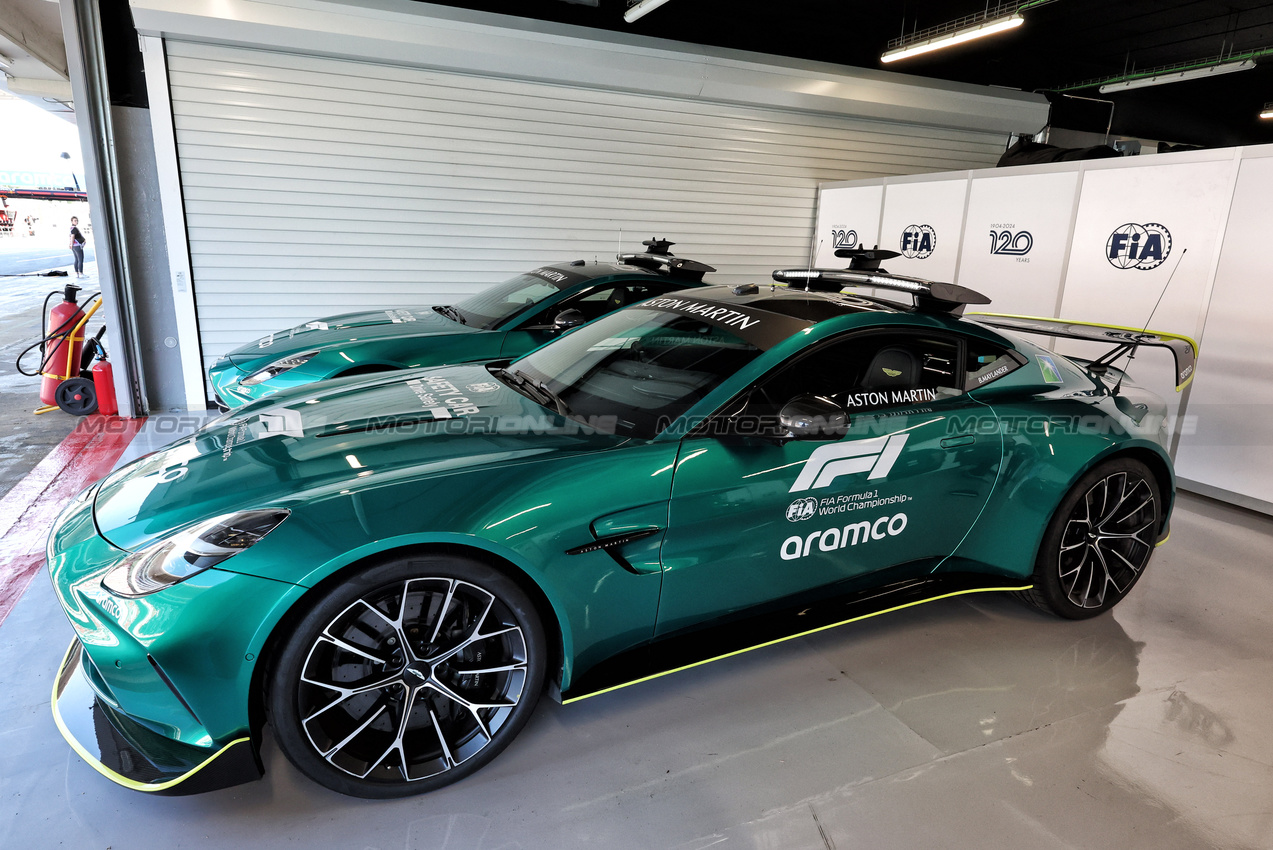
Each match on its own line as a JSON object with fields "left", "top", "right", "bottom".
{"left": 638, "top": 297, "right": 762, "bottom": 331}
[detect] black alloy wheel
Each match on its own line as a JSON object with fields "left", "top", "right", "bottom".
{"left": 269, "top": 556, "right": 546, "bottom": 798}
{"left": 1019, "top": 458, "right": 1161, "bottom": 619}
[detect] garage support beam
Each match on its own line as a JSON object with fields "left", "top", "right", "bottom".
{"left": 138, "top": 35, "right": 206, "bottom": 411}
{"left": 60, "top": 0, "right": 146, "bottom": 417}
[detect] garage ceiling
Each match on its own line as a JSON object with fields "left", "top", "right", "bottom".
{"left": 419, "top": 0, "right": 1273, "bottom": 148}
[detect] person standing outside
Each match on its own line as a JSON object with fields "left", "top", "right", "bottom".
{"left": 69, "top": 216, "right": 86, "bottom": 278}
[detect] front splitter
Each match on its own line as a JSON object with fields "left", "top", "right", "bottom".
{"left": 52, "top": 641, "right": 262, "bottom": 795}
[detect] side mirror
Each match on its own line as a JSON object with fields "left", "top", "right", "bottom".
{"left": 553, "top": 309, "right": 586, "bottom": 332}
{"left": 779, "top": 395, "right": 848, "bottom": 440}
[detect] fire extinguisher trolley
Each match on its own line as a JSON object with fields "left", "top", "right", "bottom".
{"left": 30, "top": 284, "right": 116, "bottom": 416}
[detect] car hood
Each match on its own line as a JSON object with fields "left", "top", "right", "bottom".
{"left": 225, "top": 308, "right": 484, "bottom": 370}
{"left": 93, "top": 364, "right": 620, "bottom": 551}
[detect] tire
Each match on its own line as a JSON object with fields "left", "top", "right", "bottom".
{"left": 55, "top": 377, "right": 98, "bottom": 415}
{"left": 268, "top": 556, "right": 547, "bottom": 798}
{"left": 1017, "top": 458, "right": 1162, "bottom": 620}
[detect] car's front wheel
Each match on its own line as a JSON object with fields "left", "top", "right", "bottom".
{"left": 268, "top": 556, "right": 546, "bottom": 798}
{"left": 1018, "top": 458, "right": 1162, "bottom": 619}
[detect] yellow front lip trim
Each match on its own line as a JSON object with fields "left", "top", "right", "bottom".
{"left": 563, "top": 583, "right": 1033, "bottom": 705}
{"left": 51, "top": 641, "right": 250, "bottom": 793}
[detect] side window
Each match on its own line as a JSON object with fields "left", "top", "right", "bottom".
{"left": 754, "top": 333, "right": 964, "bottom": 416}
{"left": 965, "top": 340, "right": 1023, "bottom": 390}
{"left": 536, "top": 282, "right": 684, "bottom": 326}
{"left": 527, "top": 286, "right": 616, "bottom": 326}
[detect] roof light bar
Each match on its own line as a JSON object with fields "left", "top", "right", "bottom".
{"left": 772, "top": 268, "right": 991, "bottom": 314}
{"left": 881, "top": 12, "right": 1023, "bottom": 63}
{"left": 1261, "top": 102, "right": 1273, "bottom": 119}
{"left": 1098, "top": 59, "right": 1255, "bottom": 93}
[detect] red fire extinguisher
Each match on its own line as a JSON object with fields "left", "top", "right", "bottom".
{"left": 39, "top": 284, "right": 86, "bottom": 406}
{"left": 92, "top": 356, "right": 118, "bottom": 416}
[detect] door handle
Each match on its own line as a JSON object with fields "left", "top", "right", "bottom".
{"left": 940, "top": 434, "right": 976, "bottom": 449}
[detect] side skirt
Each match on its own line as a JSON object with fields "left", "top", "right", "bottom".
{"left": 561, "top": 573, "right": 1031, "bottom": 704}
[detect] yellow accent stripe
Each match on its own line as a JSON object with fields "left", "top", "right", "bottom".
{"left": 562, "top": 584, "right": 1033, "bottom": 705}
{"left": 968, "top": 311, "right": 1199, "bottom": 391}
{"left": 968, "top": 312, "right": 1199, "bottom": 355}
{"left": 51, "top": 642, "right": 250, "bottom": 793}
{"left": 1156, "top": 530, "right": 1171, "bottom": 547}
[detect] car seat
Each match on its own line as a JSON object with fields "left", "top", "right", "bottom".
{"left": 861, "top": 346, "right": 919, "bottom": 390}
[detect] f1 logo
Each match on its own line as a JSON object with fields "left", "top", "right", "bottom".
{"left": 257, "top": 408, "right": 304, "bottom": 439}
{"left": 789, "top": 434, "right": 909, "bottom": 493}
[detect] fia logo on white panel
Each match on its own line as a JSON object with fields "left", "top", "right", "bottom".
{"left": 1106, "top": 223, "right": 1171, "bottom": 270}
{"left": 899, "top": 225, "right": 936, "bottom": 259}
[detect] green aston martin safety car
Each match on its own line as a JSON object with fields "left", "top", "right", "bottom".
{"left": 48, "top": 249, "right": 1198, "bottom": 799}
{"left": 207, "top": 239, "right": 715, "bottom": 409}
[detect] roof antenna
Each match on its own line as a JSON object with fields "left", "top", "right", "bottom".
{"left": 804, "top": 239, "right": 822, "bottom": 291}
{"left": 1112, "top": 246, "right": 1187, "bottom": 396}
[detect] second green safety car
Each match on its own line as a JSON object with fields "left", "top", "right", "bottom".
{"left": 207, "top": 239, "right": 715, "bottom": 408}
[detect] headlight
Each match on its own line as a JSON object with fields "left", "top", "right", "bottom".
{"left": 240, "top": 351, "right": 320, "bottom": 386}
{"left": 101, "top": 509, "right": 290, "bottom": 598}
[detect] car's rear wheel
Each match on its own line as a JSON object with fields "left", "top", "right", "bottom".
{"left": 1018, "top": 458, "right": 1161, "bottom": 619}
{"left": 268, "top": 556, "right": 546, "bottom": 798}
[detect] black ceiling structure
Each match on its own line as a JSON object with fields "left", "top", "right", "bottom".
{"left": 420, "top": 0, "right": 1273, "bottom": 148}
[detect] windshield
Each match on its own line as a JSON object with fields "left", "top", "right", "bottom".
{"left": 452, "top": 269, "right": 584, "bottom": 329}
{"left": 505, "top": 308, "right": 762, "bottom": 438}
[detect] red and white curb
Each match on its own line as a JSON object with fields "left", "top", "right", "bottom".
{"left": 0, "top": 416, "right": 146, "bottom": 628}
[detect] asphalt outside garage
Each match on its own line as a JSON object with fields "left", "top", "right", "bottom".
{"left": 0, "top": 236, "right": 101, "bottom": 500}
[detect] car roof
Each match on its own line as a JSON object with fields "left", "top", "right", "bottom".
{"left": 539, "top": 244, "right": 716, "bottom": 286}
{"left": 549, "top": 260, "right": 691, "bottom": 282}
{"left": 635, "top": 283, "right": 1015, "bottom": 351}
{"left": 690, "top": 283, "right": 907, "bottom": 319}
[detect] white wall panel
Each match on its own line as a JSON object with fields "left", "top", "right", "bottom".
{"left": 1056, "top": 159, "right": 1235, "bottom": 415}
{"left": 164, "top": 40, "right": 1008, "bottom": 371}
{"left": 1174, "top": 154, "right": 1273, "bottom": 510}
{"left": 955, "top": 171, "right": 1079, "bottom": 316}
{"left": 814, "top": 147, "right": 1273, "bottom": 514}
{"left": 877, "top": 178, "right": 969, "bottom": 281}
{"left": 811, "top": 185, "right": 883, "bottom": 268}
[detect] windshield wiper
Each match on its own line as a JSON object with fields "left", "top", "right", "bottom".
{"left": 527, "top": 377, "right": 572, "bottom": 417}
{"left": 433, "top": 305, "right": 467, "bottom": 324}
{"left": 491, "top": 367, "right": 570, "bottom": 415}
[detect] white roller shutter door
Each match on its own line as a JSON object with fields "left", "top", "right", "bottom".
{"left": 163, "top": 40, "right": 1008, "bottom": 372}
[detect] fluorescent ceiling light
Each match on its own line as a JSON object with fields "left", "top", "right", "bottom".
{"left": 881, "top": 13, "right": 1023, "bottom": 63}
{"left": 1099, "top": 59, "right": 1255, "bottom": 93}
{"left": 624, "top": 0, "right": 673, "bottom": 23}
{"left": 1262, "top": 103, "right": 1273, "bottom": 119}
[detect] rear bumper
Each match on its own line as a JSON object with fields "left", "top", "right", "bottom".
{"left": 52, "top": 640, "right": 262, "bottom": 795}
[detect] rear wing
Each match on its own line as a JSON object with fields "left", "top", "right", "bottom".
{"left": 968, "top": 312, "right": 1198, "bottom": 391}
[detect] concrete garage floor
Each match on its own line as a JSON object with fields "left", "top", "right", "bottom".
{"left": 1, "top": 422, "right": 1271, "bottom": 848}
